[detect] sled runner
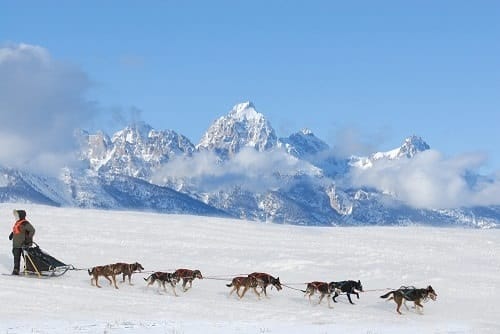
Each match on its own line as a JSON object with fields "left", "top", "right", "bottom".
{"left": 22, "top": 242, "right": 73, "bottom": 277}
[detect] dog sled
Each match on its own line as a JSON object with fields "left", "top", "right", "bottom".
{"left": 22, "top": 242, "right": 73, "bottom": 277}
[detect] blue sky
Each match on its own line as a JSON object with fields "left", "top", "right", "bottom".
{"left": 1, "top": 1, "right": 499, "bottom": 172}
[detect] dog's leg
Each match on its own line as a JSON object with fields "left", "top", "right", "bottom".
{"left": 91, "top": 276, "right": 101, "bottom": 288}
{"left": 257, "top": 280, "right": 265, "bottom": 296}
{"left": 157, "top": 280, "right": 164, "bottom": 293}
{"left": 414, "top": 300, "right": 424, "bottom": 314}
{"left": 327, "top": 294, "right": 333, "bottom": 309}
{"left": 318, "top": 293, "right": 325, "bottom": 305}
{"left": 308, "top": 290, "right": 315, "bottom": 303}
{"left": 253, "top": 287, "right": 261, "bottom": 299}
{"left": 122, "top": 273, "right": 131, "bottom": 285}
{"left": 347, "top": 293, "right": 355, "bottom": 305}
{"left": 229, "top": 285, "right": 237, "bottom": 297}
{"left": 95, "top": 276, "right": 102, "bottom": 288}
{"left": 187, "top": 278, "right": 192, "bottom": 291}
{"left": 237, "top": 286, "right": 245, "bottom": 298}
{"left": 239, "top": 286, "right": 249, "bottom": 299}
{"left": 332, "top": 289, "right": 339, "bottom": 303}
{"left": 125, "top": 273, "right": 134, "bottom": 285}
{"left": 112, "top": 275, "right": 119, "bottom": 289}
{"left": 170, "top": 282, "right": 178, "bottom": 297}
{"left": 104, "top": 275, "right": 113, "bottom": 286}
{"left": 395, "top": 295, "right": 403, "bottom": 315}
{"left": 182, "top": 279, "right": 188, "bottom": 292}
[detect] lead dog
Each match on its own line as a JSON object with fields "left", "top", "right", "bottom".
{"left": 144, "top": 271, "right": 180, "bottom": 296}
{"left": 380, "top": 285, "right": 437, "bottom": 315}
{"left": 174, "top": 268, "right": 203, "bottom": 292}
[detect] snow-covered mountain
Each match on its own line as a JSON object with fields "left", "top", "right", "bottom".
{"left": 350, "top": 135, "right": 431, "bottom": 169}
{"left": 279, "top": 128, "right": 329, "bottom": 159}
{"left": 279, "top": 129, "right": 349, "bottom": 178}
{"left": 197, "top": 102, "right": 278, "bottom": 159}
{"left": 79, "top": 122, "right": 195, "bottom": 178}
{"left": 0, "top": 102, "right": 498, "bottom": 228}
{"left": 0, "top": 166, "right": 225, "bottom": 217}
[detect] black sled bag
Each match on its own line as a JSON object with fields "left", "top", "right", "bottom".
{"left": 23, "top": 245, "right": 67, "bottom": 272}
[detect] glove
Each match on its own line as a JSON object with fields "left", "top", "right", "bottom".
{"left": 9, "top": 232, "right": 13, "bottom": 240}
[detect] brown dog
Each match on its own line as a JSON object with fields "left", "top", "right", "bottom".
{"left": 248, "top": 272, "right": 282, "bottom": 297}
{"left": 226, "top": 276, "right": 261, "bottom": 299}
{"left": 114, "top": 262, "right": 144, "bottom": 285}
{"left": 144, "top": 271, "right": 180, "bottom": 296}
{"left": 174, "top": 268, "right": 203, "bottom": 292}
{"left": 380, "top": 285, "right": 437, "bottom": 315}
{"left": 88, "top": 264, "right": 120, "bottom": 289}
{"left": 304, "top": 281, "right": 337, "bottom": 308}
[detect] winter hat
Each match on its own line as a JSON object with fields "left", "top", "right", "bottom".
{"left": 13, "top": 209, "right": 26, "bottom": 220}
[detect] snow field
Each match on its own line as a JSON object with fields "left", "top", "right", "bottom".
{"left": 1, "top": 204, "right": 499, "bottom": 333}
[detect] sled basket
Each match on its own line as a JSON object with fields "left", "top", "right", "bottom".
{"left": 22, "top": 243, "right": 72, "bottom": 277}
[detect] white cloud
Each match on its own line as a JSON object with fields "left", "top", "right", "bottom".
{"left": 153, "top": 147, "right": 321, "bottom": 192}
{"left": 332, "top": 126, "right": 389, "bottom": 158}
{"left": 350, "top": 149, "right": 500, "bottom": 208}
{"left": 0, "top": 43, "right": 97, "bottom": 175}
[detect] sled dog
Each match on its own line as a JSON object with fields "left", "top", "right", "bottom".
{"left": 226, "top": 276, "right": 261, "bottom": 299}
{"left": 174, "top": 268, "right": 203, "bottom": 291}
{"left": 248, "top": 272, "right": 282, "bottom": 296}
{"left": 380, "top": 285, "right": 437, "bottom": 315}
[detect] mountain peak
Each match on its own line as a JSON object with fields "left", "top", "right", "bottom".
{"left": 367, "top": 135, "right": 430, "bottom": 162}
{"left": 228, "top": 101, "right": 261, "bottom": 121}
{"left": 300, "top": 128, "right": 313, "bottom": 136}
{"left": 197, "top": 102, "right": 277, "bottom": 157}
{"left": 399, "top": 135, "right": 430, "bottom": 158}
{"left": 112, "top": 121, "right": 153, "bottom": 143}
{"left": 279, "top": 129, "right": 329, "bottom": 159}
{"left": 394, "top": 135, "right": 431, "bottom": 158}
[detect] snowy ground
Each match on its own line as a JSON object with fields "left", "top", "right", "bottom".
{"left": 1, "top": 204, "right": 499, "bottom": 333}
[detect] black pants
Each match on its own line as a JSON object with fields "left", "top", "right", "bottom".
{"left": 12, "top": 247, "right": 22, "bottom": 273}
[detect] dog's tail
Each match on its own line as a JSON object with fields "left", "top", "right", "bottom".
{"left": 144, "top": 274, "right": 153, "bottom": 282}
{"left": 380, "top": 291, "right": 394, "bottom": 299}
{"left": 88, "top": 268, "right": 93, "bottom": 276}
{"left": 226, "top": 282, "right": 233, "bottom": 287}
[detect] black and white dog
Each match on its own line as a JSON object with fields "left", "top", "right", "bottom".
{"left": 144, "top": 271, "right": 180, "bottom": 296}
